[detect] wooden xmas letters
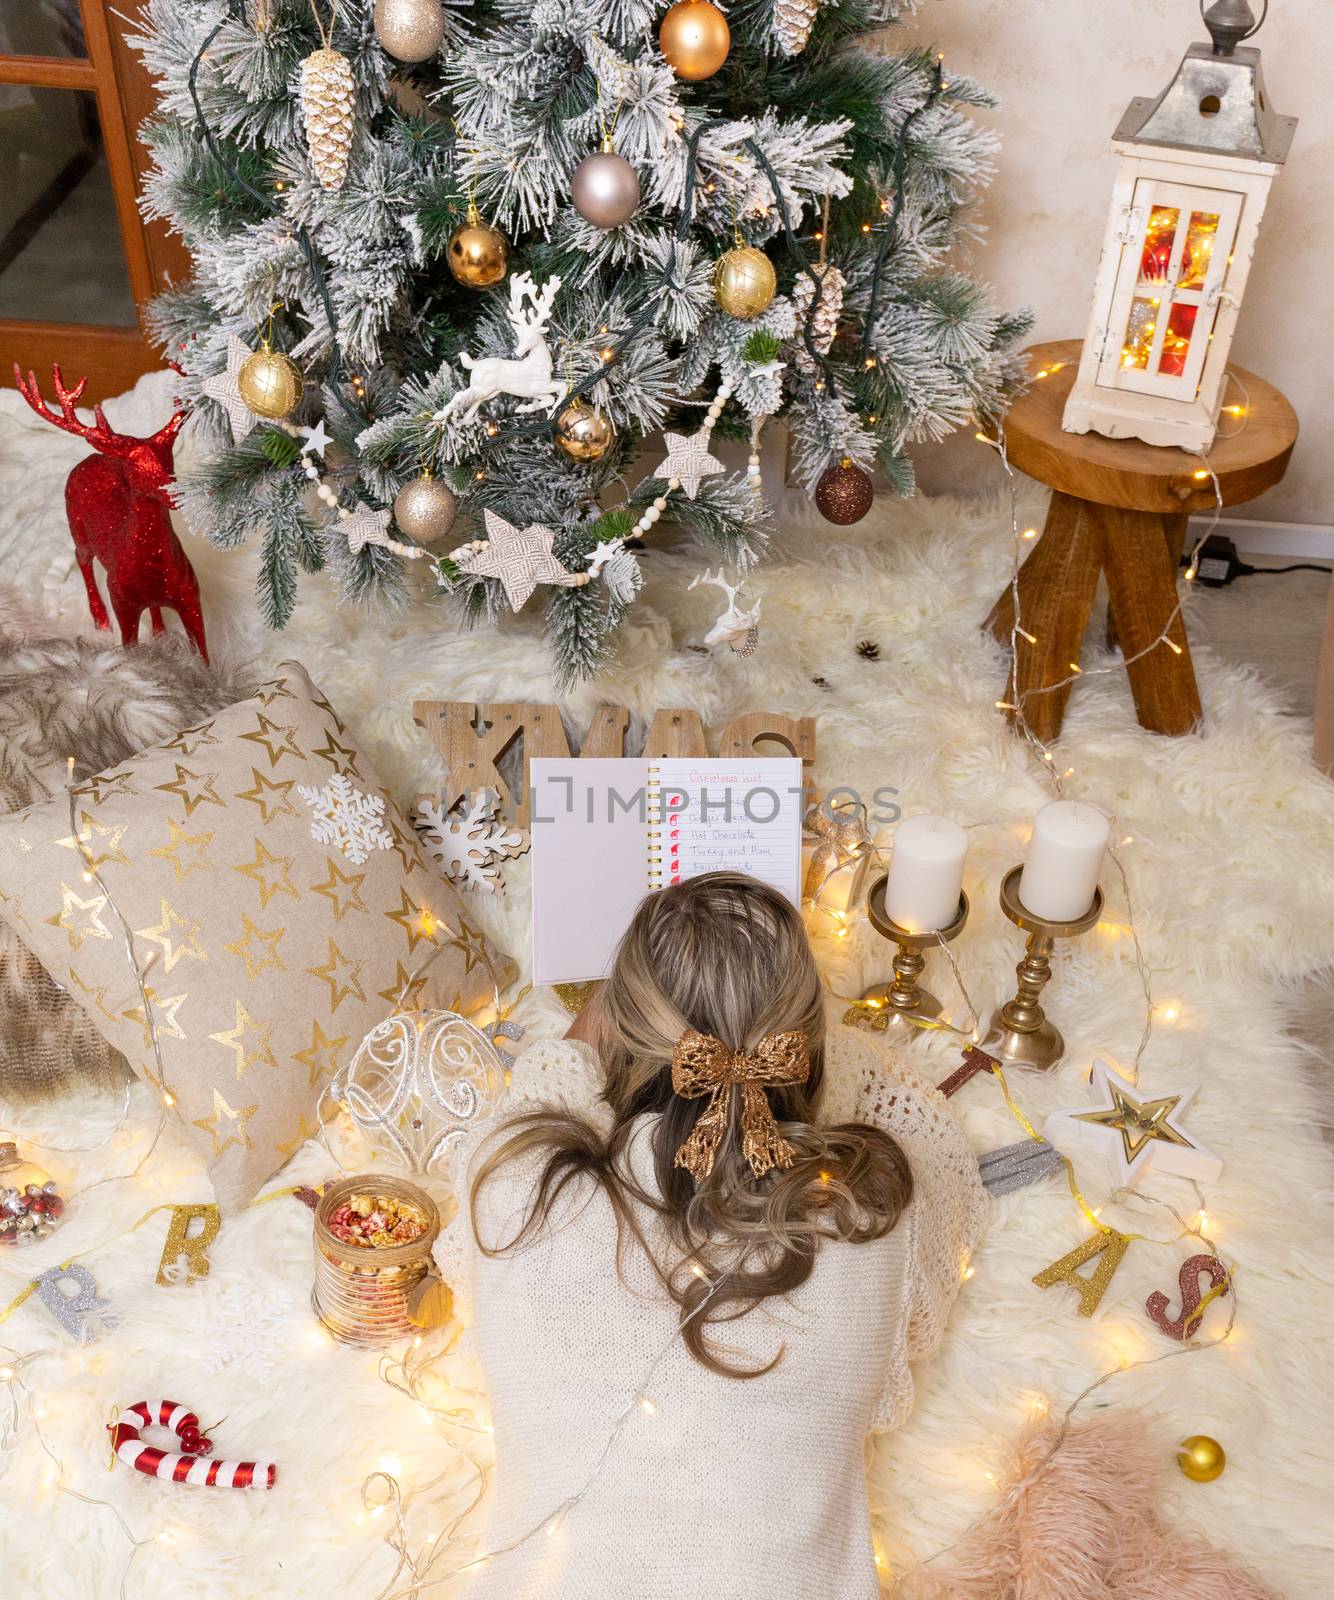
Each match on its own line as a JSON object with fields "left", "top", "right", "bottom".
{"left": 412, "top": 702, "right": 817, "bottom": 829}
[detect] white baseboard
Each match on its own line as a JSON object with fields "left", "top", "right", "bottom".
{"left": 1188, "top": 515, "right": 1334, "bottom": 562}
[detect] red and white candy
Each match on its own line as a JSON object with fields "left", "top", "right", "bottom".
{"left": 110, "top": 1400, "right": 275, "bottom": 1490}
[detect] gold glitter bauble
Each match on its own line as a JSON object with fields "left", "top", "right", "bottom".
{"left": 447, "top": 220, "right": 509, "bottom": 287}
{"left": 393, "top": 473, "right": 458, "bottom": 544}
{"left": 714, "top": 246, "right": 776, "bottom": 320}
{"left": 554, "top": 399, "right": 615, "bottom": 463}
{"left": 814, "top": 457, "right": 874, "bottom": 525}
{"left": 372, "top": 0, "right": 445, "bottom": 62}
{"left": 1176, "top": 1435, "right": 1226, "bottom": 1482}
{"left": 237, "top": 343, "right": 302, "bottom": 419}
{"left": 659, "top": 0, "right": 730, "bottom": 80}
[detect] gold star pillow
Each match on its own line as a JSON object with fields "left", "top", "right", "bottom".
{"left": 0, "top": 662, "right": 514, "bottom": 1210}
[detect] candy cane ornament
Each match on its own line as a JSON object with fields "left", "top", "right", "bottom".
{"left": 110, "top": 1400, "right": 276, "bottom": 1490}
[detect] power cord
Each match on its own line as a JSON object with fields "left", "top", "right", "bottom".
{"left": 1181, "top": 534, "right": 1331, "bottom": 588}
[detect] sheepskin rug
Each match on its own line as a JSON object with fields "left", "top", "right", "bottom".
{"left": 1, "top": 372, "right": 1332, "bottom": 1599}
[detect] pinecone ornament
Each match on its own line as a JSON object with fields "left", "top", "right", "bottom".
{"left": 791, "top": 262, "right": 845, "bottom": 371}
{"left": 300, "top": 47, "right": 355, "bottom": 191}
{"left": 774, "top": 0, "right": 821, "bottom": 56}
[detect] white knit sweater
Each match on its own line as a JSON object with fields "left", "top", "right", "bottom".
{"left": 434, "top": 1000, "right": 986, "bottom": 1600}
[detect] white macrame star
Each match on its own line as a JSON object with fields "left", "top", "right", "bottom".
{"left": 458, "top": 510, "right": 574, "bottom": 611}
{"left": 586, "top": 538, "right": 624, "bottom": 579}
{"left": 200, "top": 334, "right": 260, "bottom": 443}
{"left": 655, "top": 426, "right": 725, "bottom": 500}
{"left": 300, "top": 419, "right": 332, "bottom": 457}
{"left": 340, "top": 503, "right": 393, "bottom": 555}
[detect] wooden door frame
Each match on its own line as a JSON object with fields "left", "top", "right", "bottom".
{"left": 0, "top": 1, "right": 190, "bottom": 401}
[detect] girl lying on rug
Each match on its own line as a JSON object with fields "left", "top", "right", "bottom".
{"left": 434, "top": 871, "right": 984, "bottom": 1599}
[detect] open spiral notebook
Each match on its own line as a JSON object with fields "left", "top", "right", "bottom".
{"left": 529, "top": 757, "right": 804, "bottom": 984}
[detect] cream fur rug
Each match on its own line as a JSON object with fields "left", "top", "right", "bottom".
{"left": 1, "top": 372, "right": 1332, "bottom": 1598}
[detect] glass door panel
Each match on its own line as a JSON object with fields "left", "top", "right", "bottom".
{"left": 0, "top": 0, "right": 87, "bottom": 57}
{"left": 1098, "top": 179, "right": 1242, "bottom": 402}
{"left": 0, "top": 84, "right": 136, "bottom": 325}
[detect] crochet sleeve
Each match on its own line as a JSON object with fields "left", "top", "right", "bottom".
{"left": 820, "top": 1017, "right": 987, "bottom": 1432}
{"left": 432, "top": 1032, "right": 606, "bottom": 1326}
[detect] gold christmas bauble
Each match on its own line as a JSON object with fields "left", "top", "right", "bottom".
{"left": 1176, "top": 1435, "right": 1226, "bottom": 1482}
{"left": 714, "top": 245, "right": 777, "bottom": 320}
{"left": 373, "top": 0, "right": 445, "bottom": 62}
{"left": 237, "top": 342, "right": 303, "bottom": 419}
{"left": 393, "top": 472, "right": 458, "bottom": 544}
{"left": 447, "top": 219, "right": 509, "bottom": 287}
{"left": 659, "top": 0, "right": 730, "bottom": 80}
{"left": 554, "top": 399, "right": 615, "bottom": 463}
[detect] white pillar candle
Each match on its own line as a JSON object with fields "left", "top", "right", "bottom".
{"left": 884, "top": 814, "right": 968, "bottom": 933}
{"left": 1018, "top": 800, "right": 1111, "bottom": 922}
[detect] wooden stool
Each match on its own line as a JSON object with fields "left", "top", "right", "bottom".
{"left": 985, "top": 339, "right": 1298, "bottom": 742}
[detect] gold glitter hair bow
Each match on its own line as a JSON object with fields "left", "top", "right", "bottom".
{"left": 671, "top": 1029, "right": 810, "bottom": 1182}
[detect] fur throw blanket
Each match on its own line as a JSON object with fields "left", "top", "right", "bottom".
{"left": 897, "top": 1411, "right": 1281, "bottom": 1600}
{"left": 0, "top": 624, "right": 243, "bottom": 1100}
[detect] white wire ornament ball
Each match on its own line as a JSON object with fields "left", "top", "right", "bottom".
{"left": 329, "top": 1010, "right": 509, "bottom": 1176}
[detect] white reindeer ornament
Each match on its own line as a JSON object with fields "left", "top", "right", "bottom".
{"left": 435, "top": 274, "right": 565, "bottom": 425}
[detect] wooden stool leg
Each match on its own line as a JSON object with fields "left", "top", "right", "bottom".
{"left": 992, "top": 493, "right": 1102, "bottom": 745}
{"left": 1106, "top": 513, "right": 1190, "bottom": 650}
{"left": 1096, "top": 504, "right": 1202, "bottom": 735}
{"left": 985, "top": 496, "right": 1066, "bottom": 642}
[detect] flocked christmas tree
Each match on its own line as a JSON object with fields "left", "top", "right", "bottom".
{"left": 133, "top": 0, "right": 1028, "bottom": 684}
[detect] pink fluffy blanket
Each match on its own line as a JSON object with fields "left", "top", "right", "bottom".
{"left": 897, "top": 1412, "right": 1280, "bottom": 1600}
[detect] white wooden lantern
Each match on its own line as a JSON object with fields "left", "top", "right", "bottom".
{"left": 1064, "top": 1, "right": 1296, "bottom": 451}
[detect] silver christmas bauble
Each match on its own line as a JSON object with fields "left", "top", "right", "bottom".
{"left": 393, "top": 473, "right": 458, "bottom": 544}
{"left": 373, "top": 0, "right": 446, "bottom": 61}
{"left": 570, "top": 149, "right": 641, "bottom": 230}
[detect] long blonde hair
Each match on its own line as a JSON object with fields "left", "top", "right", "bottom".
{"left": 472, "top": 872, "right": 913, "bottom": 1376}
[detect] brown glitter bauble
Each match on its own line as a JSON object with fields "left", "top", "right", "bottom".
{"left": 658, "top": 0, "right": 730, "bottom": 80}
{"left": 714, "top": 246, "right": 776, "bottom": 320}
{"left": 447, "top": 220, "right": 509, "bottom": 287}
{"left": 554, "top": 399, "right": 615, "bottom": 463}
{"left": 1176, "top": 1435, "right": 1226, "bottom": 1482}
{"left": 393, "top": 473, "right": 458, "bottom": 544}
{"left": 814, "top": 458, "right": 874, "bottom": 525}
{"left": 237, "top": 343, "right": 302, "bottom": 419}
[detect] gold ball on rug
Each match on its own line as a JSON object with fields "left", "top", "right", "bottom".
{"left": 447, "top": 220, "right": 509, "bottom": 287}
{"left": 659, "top": 0, "right": 730, "bottom": 80}
{"left": 237, "top": 343, "right": 302, "bottom": 419}
{"left": 373, "top": 0, "right": 446, "bottom": 61}
{"left": 814, "top": 458, "right": 874, "bottom": 525}
{"left": 714, "top": 246, "right": 776, "bottom": 319}
{"left": 393, "top": 472, "right": 458, "bottom": 543}
{"left": 554, "top": 399, "right": 615, "bottom": 463}
{"left": 1176, "top": 1435, "right": 1226, "bottom": 1482}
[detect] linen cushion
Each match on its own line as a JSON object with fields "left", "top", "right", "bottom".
{"left": 0, "top": 661, "right": 514, "bottom": 1208}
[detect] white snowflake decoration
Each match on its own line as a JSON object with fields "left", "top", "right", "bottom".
{"left": 413, "top": 791, "right": 527, "bottom": 894}
{"left": 297, "top": 773, "right": 394, "bottom": 865}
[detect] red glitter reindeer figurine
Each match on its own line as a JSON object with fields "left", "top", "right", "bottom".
{"left": 13, "top": 363, "right": 207, "bottom": 659}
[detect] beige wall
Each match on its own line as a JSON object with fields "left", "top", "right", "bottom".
{"left": 897, "top": 0, "right": 1329, "bottom": 526}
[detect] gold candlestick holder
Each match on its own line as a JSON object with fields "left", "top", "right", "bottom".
{"left": 862, "top": 875, "right": 969, "bottom": 1032}
{"left": 983, "top": 865, "right": 1103, "bottom": 1071}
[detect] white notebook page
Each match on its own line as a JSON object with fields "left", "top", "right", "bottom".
{"left": 530, "top": 756, "right": 804, "bottom": 984}
{"left": 655, "top": 758, "right": 803, "bottom": 902}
